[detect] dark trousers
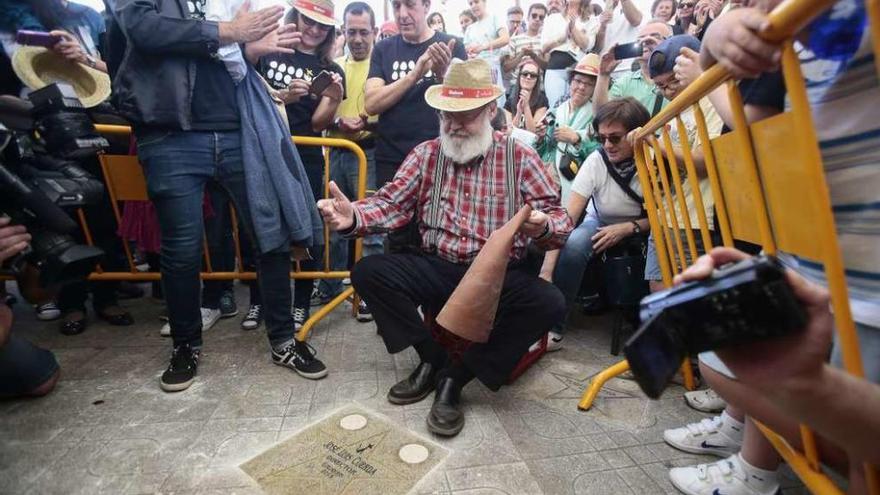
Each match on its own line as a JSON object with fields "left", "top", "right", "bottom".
{"left": 201, "top": 183, "right": 262, "bottom": 307}
{"left": 351, "top": 253, "right": 565, "bottom": 391}
{"left": 137, "top": 130, "right": 294, "bottom": 349}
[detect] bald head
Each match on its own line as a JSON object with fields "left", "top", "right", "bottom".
{"left": 637, "top": 21, "right": 673, "bottom": 62}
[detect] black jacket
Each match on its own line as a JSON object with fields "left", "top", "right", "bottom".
{"left": 109, "top": 0, "right": 221, "bottom": 129}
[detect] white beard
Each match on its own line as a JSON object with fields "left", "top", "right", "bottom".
{"left": 439, "top": 116, "right": 494, "bottom": 164}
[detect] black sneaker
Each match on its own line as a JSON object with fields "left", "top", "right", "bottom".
{"left": 160, "top": 345, "right": 200, "bottom": 392}
{"left": 241, "top": 304, "right": 262, "bottom": 330}
{"left": 271, "top": 340, "right": 328, "bottom": 379}
{"left": 292, "top": 305, "right": 309, "bottom": 330}
{"left": 219, "top": 290, "right": 239, "bottom": 317}
{"left": 356, "top": 300, "right": 373, "bottom": 322}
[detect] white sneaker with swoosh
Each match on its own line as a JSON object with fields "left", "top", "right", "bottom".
{"left": 663, "top": 414, "right": 742, "bottom": 457}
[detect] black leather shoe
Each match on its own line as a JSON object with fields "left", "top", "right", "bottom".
{"left": 97, "top": 307, "right": 135, "bottom": 326}
{"left": 387, "top": 362, "right": 438, "bottom": 405}
{"left": 426, "top": 377, "right": 465, "bottom": 436}
{"left": 60, "top": 314, "right": 87, "bottom": 336}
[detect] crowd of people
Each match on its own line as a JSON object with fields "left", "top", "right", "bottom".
{"left": 1, "top": 0, "right": 878, "bottom": 493}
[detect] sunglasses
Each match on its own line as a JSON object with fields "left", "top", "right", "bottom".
{"left": 300, "top": 14, "right": 332, "bottom": 31}
{"left": 597, "top": 134, "right": 624, "bottom": 145}
{"left": 679, "top": 2, "right": 696, "bottom": 6}
{"left": 531, "top": 13, "right": 546, "bottom": 20}
{"left": 520, "top": 71, "right": 539, "bottom": 79}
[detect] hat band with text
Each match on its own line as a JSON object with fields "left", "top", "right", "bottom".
{"left": 293, "top": 0, "right": 333, "bottom": 20}
{"left": 440, "top": 87, "right": 496, "bottom": 98}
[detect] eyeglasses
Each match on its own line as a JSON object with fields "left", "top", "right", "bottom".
{"left": 570, "top": 76, "right": 596, "bottom": 87}
{"left": 438, "top": 106, "right": 486, "bottom": 123}
{"left": 300, "top": 14, "right": 332, "bottom": 31}
{"left": 520, "top": 71, "right": 539, "bottom": 79}
{"left": 597, "top": 134, "right": 624, "bottom": 145}
{"left": 531, "top": 13, "right": 546, "bottom": 20}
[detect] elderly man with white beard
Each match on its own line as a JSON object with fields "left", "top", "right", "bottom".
{"left": 318, "top": 58, "right": 573, "bottom": 437}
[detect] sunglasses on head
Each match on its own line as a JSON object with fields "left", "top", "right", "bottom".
{"left": 531, "top": 13, "right": 545, "bottom": 20}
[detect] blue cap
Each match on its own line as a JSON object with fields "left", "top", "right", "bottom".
{"left": 648, "top": 35, "right": 701, "bottom": 78}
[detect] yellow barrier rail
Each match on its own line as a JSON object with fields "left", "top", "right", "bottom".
{"left": 577, "top": 0, "right": 879, "bottom": 493}
{"left": 87, "top": 124, "right": 367, "bottom": 342}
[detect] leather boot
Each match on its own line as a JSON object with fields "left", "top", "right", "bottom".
{"left": 387, "top": 362, "right": 438, "bottom": 405}
{"left": 426, "top": 376, "right": 465, "bottom": 436}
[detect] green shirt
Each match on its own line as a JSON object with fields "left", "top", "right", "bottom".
{"left": 609, "top": 70, "right": 667, "bottom": 115}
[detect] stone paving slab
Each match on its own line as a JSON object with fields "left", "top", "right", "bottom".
{"left": 0, "top": 285, "right": 808, "bottom": 494}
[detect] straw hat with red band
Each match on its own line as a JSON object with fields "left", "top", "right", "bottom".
{"left": 424, "top": 58, "right": 504, "bottom": 112}
{"left": 568, "top": 53, "right": 601, "bottom": 78}
{"left": 291, "top": 0, "right": 336, "bottom": 26}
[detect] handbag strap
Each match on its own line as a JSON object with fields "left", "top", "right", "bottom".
{"left": 651, "top": 91, "right": 664, "bottom": 117}
{"left": 599, "top": 148, "right": 647, "bottom": 218}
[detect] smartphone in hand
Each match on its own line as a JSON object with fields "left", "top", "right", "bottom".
{"left": 613, "top": 41, "right": 643, "bottom": 60}
{"left": 16, "top": 30, "right": 62, "bottom": 48}
{"left": 308, "top": 71, "right": 334, "bottom": 96}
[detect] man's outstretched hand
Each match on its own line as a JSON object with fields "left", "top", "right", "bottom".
{"left": 317, "top": 181, "right": 354, "bottom": 231}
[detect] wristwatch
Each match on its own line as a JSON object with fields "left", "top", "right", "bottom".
{"left": 631, "top": 220, "right": 641, "bottom": 234}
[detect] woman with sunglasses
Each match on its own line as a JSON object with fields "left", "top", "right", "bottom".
{"left": 503, "top": 59, "right": 548, "bottom": 133}
{"left": 249, "top": 0, "right": 345, "bottom": 329}
{"left": 673, "top": 0, "right": 697, "bottom": 34}
{"left": 538, "top": 97, "right": 651, "bottom": 351}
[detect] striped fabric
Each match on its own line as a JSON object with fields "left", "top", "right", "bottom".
{"left": 792, "top": 27, "right": 880, "bottom": 328}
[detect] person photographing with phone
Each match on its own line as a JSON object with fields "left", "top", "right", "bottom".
{"left": 248, "top": 0, "right": 345, "bottom": 330}
{"left": 593, "top": 20, "right": 672, "bottom": 115}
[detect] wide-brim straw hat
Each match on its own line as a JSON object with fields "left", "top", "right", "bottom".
{"left": 12, "top": 46, "right": 111, "bottom": 108}
{"left": 424, "top": 58, "right": 504, "bottom": 112}
{"left": 568, "top": 53, "right": 600, "bottom": 78}
{"left": 291, "top": 0, "right": 336, "bottom": 26}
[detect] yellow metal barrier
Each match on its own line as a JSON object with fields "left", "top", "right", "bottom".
{"left": 87, "top": 124, "right": 367, "bottom": 342}
{"left": 578, "top": 0, "right": 879, "bottom": 492}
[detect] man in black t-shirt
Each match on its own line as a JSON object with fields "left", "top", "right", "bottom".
{"left": 364, "top": 0, "right": 467, "bottom": 186}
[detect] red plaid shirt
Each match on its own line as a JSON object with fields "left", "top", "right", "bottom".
{"left": 351, "top": 133, "right": 573, "bottom": 265}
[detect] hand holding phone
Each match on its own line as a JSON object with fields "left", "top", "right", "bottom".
{"left": 16, "top": 30, "right": 61, "bottom": 48}
{"left": 613, "top": 41, "right": 643, "bottom": 60}
{"left": 308, "top": 71, "right": 334, "bottom": 96}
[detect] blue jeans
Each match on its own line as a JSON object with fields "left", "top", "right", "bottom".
{"left": 318, "top": 146, "right": 384, "bottom": 297}
{"left": 552, "top": 217, "right": 602, "bottom": 333}
{"left": 137, "top": 130, "right": 295, "bottom": 349}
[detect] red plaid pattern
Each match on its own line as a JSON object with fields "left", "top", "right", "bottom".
{"left": 351, "top": 133, "right": 573, "bottom": 265}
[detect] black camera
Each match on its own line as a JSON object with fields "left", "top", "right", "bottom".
{"left": 623, "top": 255, "right": 808, "bottom": 399}
{"left": 0, "top": 83, "right": 106, "bottom": 286}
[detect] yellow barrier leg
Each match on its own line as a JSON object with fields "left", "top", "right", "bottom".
{"left": 578, "top": 360, "right": 630, "bottom": 411}
{"left": 297, "top": 287, "right": 355, "bottom": 341}
{"left": 680, "top": 359, "right": 696, "bottom": 391}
